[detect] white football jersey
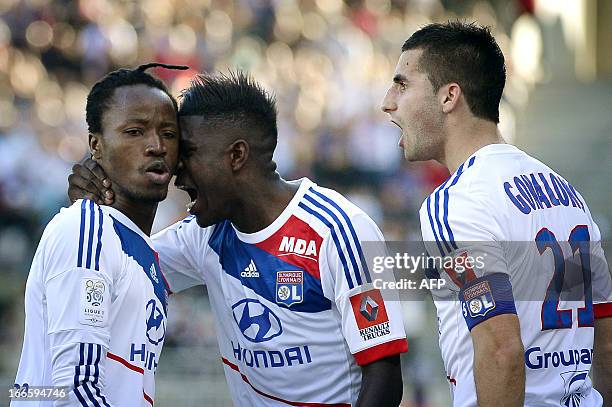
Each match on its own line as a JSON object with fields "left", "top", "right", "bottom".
{"left": 13, "top": 200, "right": 170, "bottom": 407}
{"left": 153, "top": 178, "right": 408, "bottom": 406}
{"left": 420, "top": 144, "right": 612, "bottom": 407}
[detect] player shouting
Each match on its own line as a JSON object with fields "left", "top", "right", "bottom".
{"left": 69, "top": 72, "right": 408, "bottom": 406}
{"left": 382, "top": 21, "right": 612, "bottom": 406}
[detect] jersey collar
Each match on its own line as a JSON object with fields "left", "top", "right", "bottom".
{"left": 232, "top": 178, "right": 313, "bottom": 244}
{"left": 102, "top": 204, "right": 154, "bottom": 248}
{"left": 469, "top": 143, "right": 519, "bottom": 159}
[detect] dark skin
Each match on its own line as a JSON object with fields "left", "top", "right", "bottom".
{"left": 69, "top": 115, "right": 403, "bottom": 406}
{"left": 85, "top": 84, "right": 178, "bottom": 234}
{"left": 174, "top": 115, "right": 299, "bottom": 232}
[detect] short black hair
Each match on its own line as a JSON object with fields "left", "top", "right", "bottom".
{"left": 402, "top": 21, "right": 506, "bottom": 123}
{"left": 86, "top": 63, "right": 188, "bottom": 134}
{"left": 178, "top": 71, "right": 278, "bottom": 168}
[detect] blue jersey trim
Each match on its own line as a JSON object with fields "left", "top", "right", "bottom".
{"left": 91, "top": 344, "right": 110, "bottom": 407}
{"left": 307, "top": 187, "right": 372, "bottom": 283}
{"left": 85, "top": 200, "right": 95, "bottom": 269}
{"left": 298, "top": 201, "right": 354, "bottom": 289}
{"left": 442, "top": 163, "right": 466, "bottom": 251}
{"left": 74, "top": 342, "right": 83, "bottom": 388}
{"left": 74, "top": 344, "right": 86, "bottom": 405}
{"left": 178, "top": 215, "right": 195, "bottom": 230}
{"left": 110, "top": 215, "right": 169, "bottom": 314}
{"left": 434, "top": 179, "right": 452, "bottom": 253}
{"left": 94, "top": 206, "right": 103, "bottom": 271}
{"left": 77, "top": 200, "right": 87, "bottom": 268}
{"left": 82, "top": 347, "right": 101, "bottom": 407}
{"left": 73, "top": 388, "right": 88, "bottom": 406}
{"left": 459, "top": 272, "right": 516, "bottom": 331}
{"left": 426, "top": 196, "right": 446, "bottom": 257}
{"left": 303, "top": 193, "right": 363, "bottom": 286}
{"left": 73, "top": 343, "right": 109, "bottom": 407}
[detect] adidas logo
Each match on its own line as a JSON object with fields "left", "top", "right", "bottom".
{"left": 240, "top": 260, "right": 260, "bottom": 278}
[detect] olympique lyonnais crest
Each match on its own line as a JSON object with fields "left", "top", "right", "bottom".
{"left": 462, "top": 280, "right": 496, "bottom": 318}
{"left": 276, "top": 271, "right": 304, "bottom": 306}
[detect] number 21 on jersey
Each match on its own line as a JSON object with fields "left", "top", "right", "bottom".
{"left": 535, "top": 225, "right": 593, "bottom": 330}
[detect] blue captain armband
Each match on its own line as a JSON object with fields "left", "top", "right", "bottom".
{"left": 459, "top": 273, "right": 517, "bottom": 331}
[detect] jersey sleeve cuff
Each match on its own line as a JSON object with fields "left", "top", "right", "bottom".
{"left": 353, "top": 338, "right": 408, "bottom": 366}
{"left": 594, "top": 302, "right": 612, "bottom": 319}
{"left": 459, "top": 273, "right": 517, "bottom": 331}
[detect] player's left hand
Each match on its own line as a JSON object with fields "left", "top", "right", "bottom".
{"left": 68, "top": 157, "right": 114, "bottom": 205}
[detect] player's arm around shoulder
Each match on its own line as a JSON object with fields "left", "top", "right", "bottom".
{"left": 319, "top": 204, "right": 406, "bottom": 406}
{"left": 40, "top": 200, "right": 119, "bottom": 406}
{"left": 151, "top": 215, "right": 213, "bottom": 292}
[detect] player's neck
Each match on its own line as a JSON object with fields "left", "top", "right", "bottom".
{"left": 110, "top": 195, "right": 157, "bottom": 236}
{"left": 231, "top": 174, "right": 299, "bottom": 234}
{"left": 442, "top": 118, "right": 504, "bottom": 174}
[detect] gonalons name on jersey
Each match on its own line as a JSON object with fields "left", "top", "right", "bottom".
{"left": 504, "top": 171, "right": 585, "bottom": 214}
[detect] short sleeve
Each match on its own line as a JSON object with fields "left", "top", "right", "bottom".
{"left": 419, "top": 184, "right": 517, "bottom": 331}
{"left": 587, "top": 212, "right": 612, "bottom": 318}
{"left": 322, "top": 211, "right": 408, "bottom": 366}
{"left": 41, "top": 200, "right": 120, "bottom": 347}
{"left": 152, "top": 215, "right": 211, "bottom": 293}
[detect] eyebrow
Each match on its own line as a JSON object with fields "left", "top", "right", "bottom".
{"left": 118, "top": 118, "right": 178, "bottom": 128}
{"left": 393, "top": 74, "right": 407, "bottom": 84}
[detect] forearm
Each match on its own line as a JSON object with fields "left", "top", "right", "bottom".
{"left": 471, "top": 313, "right": 525, "bottom": 407}
{"left": 593, "top": 317, "right": 612, "bottom": 403}
{"left": 356, "top": 355, "right": 402, "bottom": 407}
{"left": 473, "top": 344, "right": 524, "bottom": 406}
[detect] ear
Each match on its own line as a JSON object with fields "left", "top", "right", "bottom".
{"left": 227, "top": 139, "right": 250, "bottom": 172}
{"left": 89, "top": 133, "right": 103, "bottom": 161}
{"left": 439, "top": 83, "right": 462, "bottom": 114}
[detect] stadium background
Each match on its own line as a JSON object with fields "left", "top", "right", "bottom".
{"left": 1, "top": 0, "right": 611, "bottom": 405}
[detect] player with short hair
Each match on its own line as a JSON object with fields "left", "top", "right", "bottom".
{"left": 68, "top": 71, "right": 408, "bottom": 406}
{"left": 13, "top": 63, "right": 186, "bottom": 406}
{"left": 381, "top": 21, "right": 612, "bottom": 406}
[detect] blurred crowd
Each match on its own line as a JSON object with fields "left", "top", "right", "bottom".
{"left": 0, "top": 0, "right": 540, "bottom": 403}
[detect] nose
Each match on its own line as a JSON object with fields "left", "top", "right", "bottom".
{"left": 381, "top": 88, "right": 397, "bottom": 113}
{"left": 145, "top": 132, "right": 167, "bottom": 156}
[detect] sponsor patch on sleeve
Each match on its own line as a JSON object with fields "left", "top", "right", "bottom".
{"left": 459, "top": 273, "right": 516, "bottom": 331}
{"left": 350, "top": 289, "right": 391, "bottom": 341}
{"left": 79, "top": 277, "right": 109, "bottom": 327}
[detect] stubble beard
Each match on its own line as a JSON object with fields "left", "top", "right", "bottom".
{"left": 113, "top": 180, "right": 168, "bottom": 205}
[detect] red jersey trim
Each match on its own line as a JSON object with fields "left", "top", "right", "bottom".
{"left": 594, "top": 302, "right": 612, "bottom": 319}
{"left": 143, "top": 391, "right": 154, "bottom": 405}
{"left": 353, "top": 338, "right": 408, "bottom": 366}
{"left": 107, "top": 352, "right": 144, "bottom": 374}
{"left": 221, "top": 357, "right": 350, "bottom": 407}
{"left": 107, "top": 352, "right": 152, "bottom": 404}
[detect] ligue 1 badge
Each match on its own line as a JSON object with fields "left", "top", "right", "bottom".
{"left": 276, "top": 271, "right": 303, "bottom": 306}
